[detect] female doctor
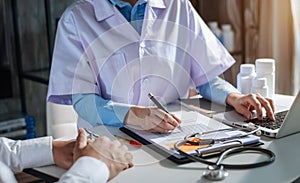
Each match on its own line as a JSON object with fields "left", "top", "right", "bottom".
{"left": 47, "top": 0, "right": 275, "bottom": 133}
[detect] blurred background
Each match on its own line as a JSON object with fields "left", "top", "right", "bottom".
{"left": 0, "top": 0, "right": 299, "bottom": 137}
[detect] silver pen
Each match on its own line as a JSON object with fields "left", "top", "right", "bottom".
{"left": 148, "top": 93, "right": 183, "bottom": 131}
{"left": 84, "top": 128, "right": 99, "bottom": 140}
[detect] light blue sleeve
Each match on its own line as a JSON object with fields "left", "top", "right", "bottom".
{"left": 72, "top": 94, "right": 132, "bottom": 127}
{"left": 196, "top": 77, "right": 240, "bottom": 105}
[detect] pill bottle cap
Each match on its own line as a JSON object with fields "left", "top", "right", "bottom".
{"left": 208, "top": 21, "right": 218, "bottom": 29}
{"left": 252, "top": 77, "right": 267, "bottom": 88}
{"left": 222, "top": 24, "right": 232, "bottom": 31}
{"left": 240, "top": 64, "right": 255, "bottom": 75}
{"left": 255, "top": 58, "right": 275, "bottom": 74}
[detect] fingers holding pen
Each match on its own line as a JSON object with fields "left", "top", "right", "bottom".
{"left": 146, "top": 113, "right": 172, "bottom": 133}
{"left": 124, "top": 106, "right": 181, "bottom": 133}
{"left": 171, "top": 113, "right": 182, "bottom": 125}
{"left": 151, "top": 108, "right": 181, "bottom": 130}
{"left": 147, "top": 93, "right": 181, "bottom": 131}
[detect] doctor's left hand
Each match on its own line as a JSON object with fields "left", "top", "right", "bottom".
{"left": 226, "top": 93, "right": 275, "bottom": 120}
{"left": 124, "top": 106, "right": 181, "bottom": 133}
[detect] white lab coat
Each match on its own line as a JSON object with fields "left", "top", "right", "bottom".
{"left": 0, "top": 137, "right": 109, "bottom": 183}
{"left": 47, "top": 0, "right": 235, "bottom": 107}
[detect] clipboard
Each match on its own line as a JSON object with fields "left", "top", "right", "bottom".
{"left": 120, "top": 126, "right": 191, "bottom": 164}
{"left": 120, "top": 111, "right": 261, "bottom": 164}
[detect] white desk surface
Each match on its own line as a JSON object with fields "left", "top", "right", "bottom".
{"left": 33, "top": 94, "right": 300, "bottom": 183}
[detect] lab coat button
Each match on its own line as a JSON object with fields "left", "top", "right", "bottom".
{"left": 142, "top": 78, "right": 149, "bottom": 84}
{"left": 139, "top": 48, "right": 145, "bottom": 56}
{"left": 140, "top": 42, "right": 146, "bottom": 48}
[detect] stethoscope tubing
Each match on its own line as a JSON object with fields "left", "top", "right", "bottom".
{"left": 184, "top": 127, "right": 262, "bottom": 145}
{"left": 174, "top": 139, "right": 275, "bottom": 169}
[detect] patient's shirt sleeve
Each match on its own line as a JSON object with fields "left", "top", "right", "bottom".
{"left": 58, "top": 157, "right": 109, "bottom": 183}
{"left": 0, "top": 137, "right": 54, "bottom": 172}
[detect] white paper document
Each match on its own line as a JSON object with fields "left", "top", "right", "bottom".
{"left": 123, "top": 111, "right": 260, "bottom": 157}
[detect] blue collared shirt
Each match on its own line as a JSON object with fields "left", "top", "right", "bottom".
{"left": 109, "top": 0, "right": 147, "bottom": 34}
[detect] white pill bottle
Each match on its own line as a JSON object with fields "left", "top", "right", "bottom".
{"left": 255, "top": 58, "right": 275, "bottom": 98}
{"left": 208, "top": 21, "right": 223, "bottom": 43}
{"left": 222, "top": 24, "right": 235, "bottom": 52}
{"left": 237, "top": 64, "right": 256, "bottom": 94}
{"left": 251, "top": 77, "right": 269, "bottom": 98}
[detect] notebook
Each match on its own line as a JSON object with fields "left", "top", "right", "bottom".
{"left": 121, "top": 111, "right": 260, "bottom": 164}
{"left": 213, "top": 91, "right": 300, "bottom": 138}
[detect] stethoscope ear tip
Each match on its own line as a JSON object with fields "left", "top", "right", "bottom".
{"left": 203, "top": 165, "right": 229, "bottom": 181}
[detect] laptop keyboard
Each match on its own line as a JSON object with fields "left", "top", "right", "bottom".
{"left": 244, "top": 110, "right": 288, "bottom": 130}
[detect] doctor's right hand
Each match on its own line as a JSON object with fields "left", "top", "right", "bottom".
{"left": 124, "top": 106, "right": 181, "bottom": 133}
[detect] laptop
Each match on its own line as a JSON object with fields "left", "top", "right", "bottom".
{"left": 213, "top": 91, "right": 300, "bottom": 138}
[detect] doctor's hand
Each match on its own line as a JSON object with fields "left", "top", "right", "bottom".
{"left": 124, "top": 106, "right": 181, "bottom": 133}
{"left": 226, "top": 93, "right": 275, "bottom": 120}
{"left": 73, "top": 128, "right": 133, "bottom": 181}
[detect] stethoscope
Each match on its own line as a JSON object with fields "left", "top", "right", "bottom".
{"left": 173, "top": 128, "right": 276, "bottom": 181}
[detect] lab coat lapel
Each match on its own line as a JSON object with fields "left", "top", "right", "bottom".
{"left": 142, "top": 0, "right": 166, "bottom": 39}
{"left": 89, "top": 0, "right": 141, "bottom": 60}
{"left": 148, "top": 0, "right": 166, "bottom": 10}
{"left": 93, "top": 0, "right": 114, "bottom": 21}
{"left": 93, "top": 0, "right": 139, "bottom": 41}
{"left": 147, "top": 0, "right": 166, "bottom": 18}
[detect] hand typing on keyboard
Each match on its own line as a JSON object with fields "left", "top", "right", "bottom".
{"left": 244, "top": 111, "right": 287, "bottom": 130}
{"left": 226, "top": 93, "right": 275, "bottom": 121}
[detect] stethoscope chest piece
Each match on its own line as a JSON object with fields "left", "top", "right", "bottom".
{"left": 203, "top": 165, "right": 228, "bottom": 181}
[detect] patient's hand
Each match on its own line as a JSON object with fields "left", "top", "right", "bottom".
{"left": 52, "top": 140, "right": 75, "bottom": 169}
{"left": 73, "top": 128, "right": 133, "bottom": 180}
